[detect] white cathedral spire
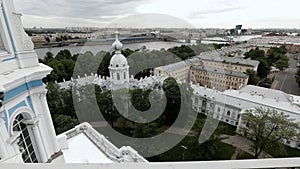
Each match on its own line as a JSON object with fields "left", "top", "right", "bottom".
{"left": 109, "top": 31, "right": 130, "bottom": 88}
{"left": 0, "top": 0, "right": 62, "bottom": 163}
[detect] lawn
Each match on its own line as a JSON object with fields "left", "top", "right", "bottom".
{"left": 236, "top": 151, "right": 255, "bottom": 160}
{"left": 265, "top": 144, "right": 300, "bottom": 158}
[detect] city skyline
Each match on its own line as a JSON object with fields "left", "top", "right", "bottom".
{"left": 15, "top": 0, "right": 300, "bottom": 29}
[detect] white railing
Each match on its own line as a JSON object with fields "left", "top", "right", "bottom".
{"left": 1, "top": 158, "right": 300, "bottom": 169}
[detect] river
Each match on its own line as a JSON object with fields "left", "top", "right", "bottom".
{"left": 35, "top": 41, "right": 183, "bottom": 59}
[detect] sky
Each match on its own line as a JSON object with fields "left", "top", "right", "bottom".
{"left": 13, "top": 0, "right": 300, "bottom": 29}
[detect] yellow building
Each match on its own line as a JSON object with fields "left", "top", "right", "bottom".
{"left": 190, "top": 66, "right": 249, "bottom": 91}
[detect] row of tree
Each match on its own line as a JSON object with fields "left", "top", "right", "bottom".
{"left": 244, "top": 46, "right": 289, "bottom": 85}
{"left": 41, "top": 44, "right": 214, "bottom": 83}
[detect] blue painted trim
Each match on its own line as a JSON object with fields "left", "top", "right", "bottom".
{"left": 26, "top": 80, "right": 43, "bottom": 89}
{"left": 26, "top": 96, "right": 35, "bottom": 113}
{"left": 8, "top": 101, "right": 26, "bottom": 117}
{"left": 1, "top": 2, "right": 17, "bottom": 61}
{"left": 4, "top": 80, "right": 44, "bottom": 102}
{"left": 1, "top": 110, "right": 8, "bottom": 129}
{"left": 2, "top": 57, "right": 15, "bottom": 62}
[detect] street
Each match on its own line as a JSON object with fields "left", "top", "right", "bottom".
{"left": 271, "top": 53, "right": 300, "bottom": 95}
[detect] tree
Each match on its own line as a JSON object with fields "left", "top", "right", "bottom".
{"left": 44, "top": 52, "right": 54, "bottom": 62}
{"left": 296, "top": 68, "right": 300, "bottom": 87}
{"left": 46, "top": 83, "right": 79, "bottom": 134}
{"left": 53, "top": 114, "right": 79, "bottom": 134}
{"left": 245, "top": 69, "right": 260, "bottom": 85}
{"left": 239, "top": 108, "right": 300, "bottom": 158}
{"left": 275, "top": 59, "right": 288, "bottom": 71}
{"left": 257, "top": 59, "right": 270, "bottom": 79}
{"left": 45, "top": 37, "right": 51, "bottom": 43}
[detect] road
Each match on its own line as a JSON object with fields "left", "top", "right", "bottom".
{"left": 271, "top": 53, "right": 300, "bottom": 95}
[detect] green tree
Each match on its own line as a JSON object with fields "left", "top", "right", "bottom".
{"left": 245, "top": 69, "right": 260, "bottom": 85}
{"left": 44, "top": 52, "right": 54, "bottom": 62}
{"left": 296, "top": 68, "right": 300, "bottom": 87}
{"left": 53, "top": 114, "right": 79, "bottom": 134}
{"left": 46, "top": 83, "right": 79, "bottom": 134}
{"left": 239, "top": 108, "right": 300, "bottom": 158}
{"left": 168, "top": 45, "right": 196, "bottom": 60}
{"left": 257, "top": 59, "right": 271, "bottom": 79}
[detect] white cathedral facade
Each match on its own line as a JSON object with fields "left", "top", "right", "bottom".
{"left": 0, "top": 0, "right": 146, "bottom": 164}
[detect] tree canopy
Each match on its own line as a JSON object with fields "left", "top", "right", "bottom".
{"left": 244, "top": 46, "right": 289, "bottom": 79}
{"left": 238, "top": 107, "right": 300, "bottom": 158}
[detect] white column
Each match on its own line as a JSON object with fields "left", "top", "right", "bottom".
{"left": 0, "top": 112, "right": 9, "bottom": 158}
{"left": 39, "top": 89, "right": 60, "bottom": 153}
{"left": 30, "top": 123, "right": 48, "bottom": 162}
{"left": 29, "top": 91, "right": 52, "bottom": 160}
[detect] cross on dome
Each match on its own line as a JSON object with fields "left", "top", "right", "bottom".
{"left": 112, "top": 31, "right": 123, "bottom": 52}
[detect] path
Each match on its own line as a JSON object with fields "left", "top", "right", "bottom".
{"left": 221, "top": 134, "right": 272, "bottom": 159}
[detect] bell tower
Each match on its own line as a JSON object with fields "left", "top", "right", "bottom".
{"left": 0, "top": 0, "right": 38, "bottom": 74}
{"left": 0, "top": 0, "right": 63, "bottom": 163}
{"left": 109, "top": 31, "right": 130, "bottom": 89}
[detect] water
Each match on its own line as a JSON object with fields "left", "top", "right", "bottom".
{"left": 35, "top": 41, "right": 183, "bottom": 59}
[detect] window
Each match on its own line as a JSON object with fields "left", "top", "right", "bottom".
{"left": 217, "top": 107, "right": 221, "bottom": 112}
{"left": 232, "top": 111, "right": 236, "bottom": 119}
{"left": 227, "top": 110, "right": 231, "bottom": 116}
{"left": 117, "top": 73, "right": 120, "bottom": 80}
{"left": 235, "top": 122, "right": 239, "bottom": 126}
{"left": 13, "top": 114, "right": 38, "bottom": 163}
{"left": 123, "top": 72, "right": 126, "bottom": 80}
{"left": 202, "top": 100, "right": 207, "bottom": 108}
{"left": 286, "top": 140, "right": 291, "bottom": 144}
{"left": 194, "top": 98, "right": 199, "bottom": 105}
{"left": 116, "top": 65, "right": 119, "bottom": 67}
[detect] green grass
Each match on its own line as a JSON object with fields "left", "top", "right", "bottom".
{"left": 211, "top": 142, "right": 236, "bottom": 160}
{"left": 236, "top": 151, "right": 255, "bottom": 160}
{"left": 264, "top": 143, "right": 300, "bottom": 158}
{"left": 285, "top": 146, "right": 300, "bottom": 157}
{"left": 147, "top": 134, "right": 236, "bottom": 162}
{"left": 214, "top": 122, "right": 237, "bottom": 136}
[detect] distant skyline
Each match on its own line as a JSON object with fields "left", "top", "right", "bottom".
{"left": 14, "top": 0, "right": 300, "bottom": 29}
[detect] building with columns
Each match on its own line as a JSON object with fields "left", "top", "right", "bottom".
{"left": 0, "top": 0, "right": 146, "bottom": 164}
{"left": 0, "top": 0, "right": 62, "bottom": 163}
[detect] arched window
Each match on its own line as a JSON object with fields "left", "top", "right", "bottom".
{"left": 117, "top": 73, "right": 120, "bottom": 80}
{"left": 13, "top": 114, "right": 38, "bottom": 163}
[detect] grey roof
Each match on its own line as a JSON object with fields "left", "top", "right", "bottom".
{"left": 191, "top": 66, "right": 249, "bottom": 78}
{"left": 196, "top": 50, "right": 259, "bottom": 67}
{"left": 156, "top": 47, "right": 259, "bottom": 72}
{"left": 238, "top": 85, "right": 291, "bottom": 102}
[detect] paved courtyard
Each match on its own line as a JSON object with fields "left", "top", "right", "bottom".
{"left": 221, "top": 135, "right": 272, "bottom": 159}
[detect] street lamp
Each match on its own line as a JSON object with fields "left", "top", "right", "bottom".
{"left": 181, "top": 145, "right": 188, "bottom": 161}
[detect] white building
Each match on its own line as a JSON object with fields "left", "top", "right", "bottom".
{"left": 0, "top": 0, "right": 146, "bottom": 164}
{"left": 192, "top": 84, "right": 300, "bottom": 149}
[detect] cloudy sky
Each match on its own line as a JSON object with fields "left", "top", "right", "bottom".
{"left": 14, "top": 0, "right": 300, "bottom": 28}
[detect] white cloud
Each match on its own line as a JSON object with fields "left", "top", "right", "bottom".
{"left": 13, "top": 0, "right": 300, "bottom": 28}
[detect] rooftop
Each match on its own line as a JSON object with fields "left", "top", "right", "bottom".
{"left": 191, "top": 85, "right": 300, "bottom": 119}
{"left": 155, "top": 47, "right": 259, "bottom": 73}
{"left": 57, "top": 123, "right": 148, "bottom": 164}
{"left": 191, "top": 66, "right": 249, "bottom": 78}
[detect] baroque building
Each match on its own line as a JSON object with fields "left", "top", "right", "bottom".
{"left": 0, "top": 0, "right": 146, "bottom": 164}
{"left": 0, "top": 0, "right": 62, "bottom": 163}
{"left": 154, "top": 47, "right": 259, "bottom": 91}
